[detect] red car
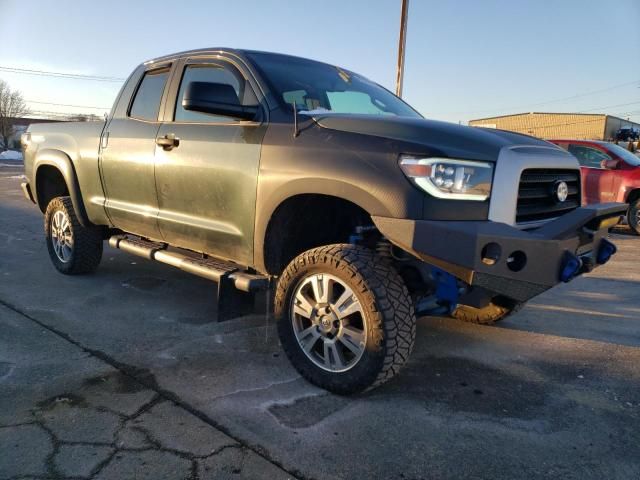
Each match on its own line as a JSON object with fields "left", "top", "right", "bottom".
{"left": 550, "top": 139, "right": 640, "bottom": 234}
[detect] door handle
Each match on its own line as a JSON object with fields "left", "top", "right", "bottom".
{"left": 156, "top": 134, "right": 180, "bottom": 150}
{"left": 100, "top": 131, "right": 109, "bottom": 149}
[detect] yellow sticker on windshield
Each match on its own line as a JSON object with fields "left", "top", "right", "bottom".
{"left": 337, "top": 68, "right": 351, "bottom": 83}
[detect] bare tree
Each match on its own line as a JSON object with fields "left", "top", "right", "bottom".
{"left": 0, "top": 80, "right": 29, "bottom": 150}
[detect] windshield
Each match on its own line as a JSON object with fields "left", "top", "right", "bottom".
{"left": 605, "top": 143, "right": 640, "bottom": 166}
{"left": 247, "top": 52, "right": 421, "bottom": 118}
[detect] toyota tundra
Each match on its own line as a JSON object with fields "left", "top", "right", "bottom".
{"left": 20, "top": 49, "right": 626, "bottom": 393}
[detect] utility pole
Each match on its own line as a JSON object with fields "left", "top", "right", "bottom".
{"left": 395, "top": 0, "right": 409, "bottom": 97}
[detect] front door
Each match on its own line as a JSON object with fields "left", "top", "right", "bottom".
{"left": 154, "top": 58, "right": 266, "bottom": 266}
{"left": 567, "top": 143, "right": 615, "bottom": 204}
{"left": 100, "top": 66, "right": 171, "bottom": 239}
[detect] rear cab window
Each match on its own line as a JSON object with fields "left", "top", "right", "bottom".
{"left": 129, "top": 68, "right": 170, "bottom": 121}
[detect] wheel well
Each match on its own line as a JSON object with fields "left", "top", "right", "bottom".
{"left": 627, "top": 189, "right": 640, "bottom": 205}
{"left": 263, "top": 194, "right": 375, "bottom": 274}
{"left": 36, "top": 166, "right": 69, "bottom": 212}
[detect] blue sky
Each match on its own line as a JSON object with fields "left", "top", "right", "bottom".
{"left": 1, "top": 0, "right": 639, "bottom": 124}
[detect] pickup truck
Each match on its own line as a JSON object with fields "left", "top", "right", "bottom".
{"left": 20, "top": 48, "right": 626, "bottom": 394}
{"left": 549, "top": 139, "right": 640, "bottom": 234}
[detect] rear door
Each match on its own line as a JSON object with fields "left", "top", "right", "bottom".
{"left": 100, "top": 65, "right": 172, "bottom": 239}
{"left": 153, "top": 56, "right": 267, "bottom": 266}
{"left": 567, "top": 143, "right": 615, "bottom": 204}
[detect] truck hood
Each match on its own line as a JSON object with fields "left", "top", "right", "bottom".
{"left": 311, "top": 114, "right": 553, "bottom": 162}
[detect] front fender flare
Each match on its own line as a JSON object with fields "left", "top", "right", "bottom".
{"left": 253, "top": 178, "right": 395, "bottom": 273}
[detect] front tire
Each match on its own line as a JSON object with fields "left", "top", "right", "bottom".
{"left": 275, "top": 244, "right": 416, "bottom": 394}
{"left": 628, "top": 199, "right": 640, "bottom": 235}
{"left": 44, "top": 196, "right": 103, "bottom": 274}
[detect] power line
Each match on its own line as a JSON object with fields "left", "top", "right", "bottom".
{"left": 500, "top": 80, "right": 640, "bottom": 111}
{"left": 472, "top": 108, "right": 640, "bottom": 131}
{"left": 0, "top": 66, "right": 125, "bottom": 82}
{"left": 25, "top": 110, "right": 103, "bottom": 120}
{"left": 27, "top": 110, "right": 84, "bottom": 115}
{"left": 611, "top": 109, "right": 640, "bottom": 118}
{"left": 437, "top": 79, "right": 640, "bottom": 117}
{"left": 28, "top": 110, "right": 100, "bottom": 116}
{"left": 25, "top": 99, "right": 111, "bottom": 110}
{"left": 469, "top": 101, "right": 640, "bottom": 120}
{"left": 607, "top": 110, "right": 640, "bottom": 118}
{"left": 577, "top": 100, "right": 640, "bottom": 113}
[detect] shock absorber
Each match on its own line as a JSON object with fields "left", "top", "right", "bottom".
{"left": 375, "top": 239, "right": 463, "bottom": 316}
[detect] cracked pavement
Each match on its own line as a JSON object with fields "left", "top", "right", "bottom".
{"left": 1, "top": 303, "right": 293, "bottom": 480}
{"left": 1, "top": 160, "right": 640, "bottom": 479}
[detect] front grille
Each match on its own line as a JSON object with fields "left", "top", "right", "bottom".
{"left": 516, "top": 169, "right": 580, "bottom": 224}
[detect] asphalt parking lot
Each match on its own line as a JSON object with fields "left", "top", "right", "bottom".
{"left": 1, "top": 160, "right": 639, "bottom": 480}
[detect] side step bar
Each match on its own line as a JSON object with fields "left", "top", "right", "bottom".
{"left": 108, "top": 235, "right": 270, "bottom": 321}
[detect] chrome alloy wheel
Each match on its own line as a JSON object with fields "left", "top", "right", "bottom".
{"left": 290, "top": 273, "right": 367, "bottom": 372}
{"left": 50, "top": 210, "right": 73, "bottom": 263}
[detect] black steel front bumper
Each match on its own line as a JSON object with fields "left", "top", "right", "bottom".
{"left": 372, "top": 203, "right": 627, "bottom": 303}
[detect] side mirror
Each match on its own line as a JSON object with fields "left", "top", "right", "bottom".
{"left": 182, "top": 81, "right": 258, "bottom": 121}
{"left": 602, "top": 159, "right": 619, "bottom": 169}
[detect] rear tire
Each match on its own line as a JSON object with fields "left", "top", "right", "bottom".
{"left": 628, "top": 199, "right": 640, "bottom": 235}
{"left": 44, "top": 196, "right": 103, "bottom": 275}
{"left": 275, "top": 244, "right": 416, "bottom": 394}
{"left": 451, "top": 301, "right": 522, "bottom": 325}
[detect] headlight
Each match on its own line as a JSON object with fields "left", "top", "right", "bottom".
{"left": 399, "top": 156, "right": 493, "bottom": 201}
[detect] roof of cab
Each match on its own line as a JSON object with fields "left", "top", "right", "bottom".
{"left": 144, "top": 47, "right": 244, "bottom": 65}
{"left": 145, "top": 48, "right": 312, "bottom": 64}
{"left": 144, "top": 48, "right": 336, "bottom": 68}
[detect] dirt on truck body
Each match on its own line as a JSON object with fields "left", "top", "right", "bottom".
{"left": 20, "top": 48, "right": 626, "bottom": 393}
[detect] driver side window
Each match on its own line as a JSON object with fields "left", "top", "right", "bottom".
{"left": 174, "top": 64, "right": 250, "bottom": 123}
{"left": 568, "top": 144, "right": 611, "bottom": 169}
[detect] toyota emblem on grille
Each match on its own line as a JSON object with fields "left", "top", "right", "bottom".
{"left": 554, "top": 181, "right": 569, "bottom": 203}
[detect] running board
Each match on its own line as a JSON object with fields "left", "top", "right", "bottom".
{"left": 108, "top": 235, "right": 270, "bottom": 321}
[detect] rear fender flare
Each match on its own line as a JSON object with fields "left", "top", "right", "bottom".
{"left": 34, "top": 149, "right": 91, "bottom": 227}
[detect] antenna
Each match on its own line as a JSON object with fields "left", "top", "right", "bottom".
{"left": 292, "top": 102, "right": 299, "bottom": 138}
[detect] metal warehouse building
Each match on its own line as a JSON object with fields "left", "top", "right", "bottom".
{"left": 468, "top": 112, "right": 640, "bottom": 140}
